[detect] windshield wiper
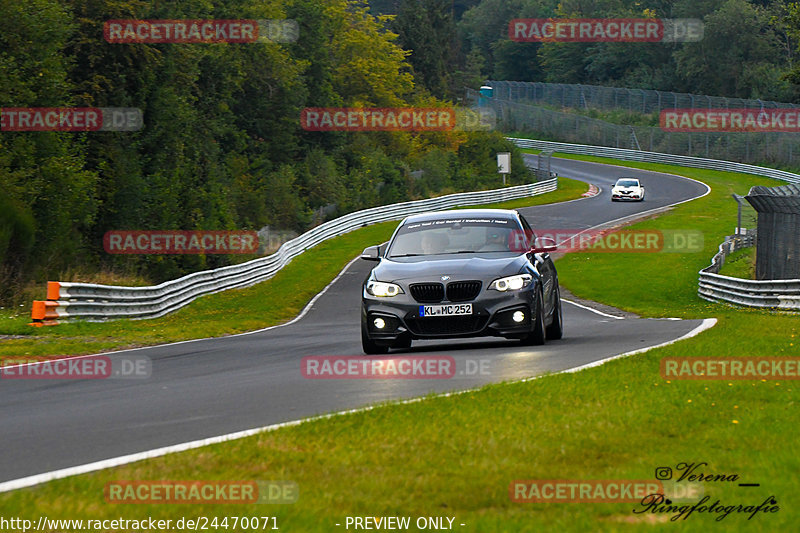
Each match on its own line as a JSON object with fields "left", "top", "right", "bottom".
{"left": 390, "top": 253, "right": 425, "bottom": 257}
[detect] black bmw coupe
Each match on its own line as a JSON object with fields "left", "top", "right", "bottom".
{"left": 360, "top": 209, "right": 563, "bottom": 354}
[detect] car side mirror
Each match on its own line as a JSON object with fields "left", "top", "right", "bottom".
{"left": 361, "top": 245, "right": 381, "bottom": 261}
{"left": 532, "top": 237, "right": 558, "bottom": 254}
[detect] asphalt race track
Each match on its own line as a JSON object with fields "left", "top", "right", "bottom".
{"left": 0, "top": 156, "right": 711, "bottom": 486}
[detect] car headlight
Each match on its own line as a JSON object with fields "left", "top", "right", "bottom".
{"left": 366, "top": 281, "right": 404, "bottom": 297}
{"left": 489, "top": 274, "right": 532, "bottom": 292}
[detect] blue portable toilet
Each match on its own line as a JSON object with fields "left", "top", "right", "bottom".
{"left": 479, "top": 85, "right": 493, "bottom": 107}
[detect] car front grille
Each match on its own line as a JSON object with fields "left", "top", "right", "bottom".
{"left": 406, "top": 316, "right": 488, "bottom": 335}
{"left": 446, "top": 281, "right": 482, "bottom": 302}
{"left": 410, "top": 281, "right": 482, "bottom": 303}
{"left": 410, "top": 283, "right": 444, "bottom": 303}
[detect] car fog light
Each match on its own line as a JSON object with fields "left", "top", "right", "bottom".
{"left": 373, "top": 318, "right": 386, "bottom": 329}
{"left": 512, "top": 311, "right": 525, "bottom": 323}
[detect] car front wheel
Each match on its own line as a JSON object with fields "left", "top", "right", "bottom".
{"left": 361, "top": 323, "right": 389, "bottom": 355}
{"left": 545, "top": 284, "right": 563, "bottom": 340}
{"left": 521, "top": 288, "right": 546, "bottom": 346}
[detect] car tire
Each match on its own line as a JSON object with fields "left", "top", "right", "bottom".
{"left": 521, "top": 288, "right": 546, "bottom": 346}
{"left": 361, "top": 324, "right": 389, "bottom": 355}
{"left": 545, "top": 284, "right": 563, "bottom": 340}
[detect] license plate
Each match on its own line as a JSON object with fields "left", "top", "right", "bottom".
{"left": 419, "top": 304, "right": 472, "bottom": 317}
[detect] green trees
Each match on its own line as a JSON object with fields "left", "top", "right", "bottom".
{"left": 674, "top": 0, "right": 789, "bottom": 98}
{"left": 0, "top": 0, "right": 97, "bottom": 293}
{"left": 453, "top": 0, "right": 800, "bottom": 100}
{"left": 0, "top": 0, "right": 530, "bottom": 303}
{"left": 392, "top": 0, "right": 456, "bottom": 99}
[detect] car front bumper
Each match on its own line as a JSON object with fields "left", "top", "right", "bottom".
{"left": 612, "top": 191, "right": 643, "bottom": 200}
{"left": 362, "top": 285, "right": 540, "bottom": 343}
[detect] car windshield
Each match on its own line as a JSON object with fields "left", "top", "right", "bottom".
{"left": 387, "top": 217, "right": 526, "bottom": 257}
{"left": 616, "top": 179, "right": 639, "bottom": 187}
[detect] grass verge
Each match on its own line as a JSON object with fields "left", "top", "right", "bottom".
{"left": 718, "top": 246, "right": 756, "bottom": 279}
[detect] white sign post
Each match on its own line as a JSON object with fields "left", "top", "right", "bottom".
{"left": 497, "top": 152, "right": 511, "bottom": 186}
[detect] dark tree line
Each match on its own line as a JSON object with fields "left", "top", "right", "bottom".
{"left": 388, "top": 0, "right": 800, "bottom": 102}
{"left": 0, "top": 0, "right": 528, "bottom": 304}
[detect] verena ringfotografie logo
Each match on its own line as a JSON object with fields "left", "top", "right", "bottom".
{"left": 509, "top": 19, "right": 703, "bottom": 43}
{"left": 302, "top": 356, "right": 456, "bottom": 379}
{"left": 510, "top": 229, "right": 704, "bottom": 253}
{"left": 1, "top": 108, "right": 142, "bottom": 131}
{"left": 661, "top": 357, "right": 800, "bottom": 380}
{"left": 104, "top": 19, "right": 299, "bottom": 44}
{"left": 510, "top": 480, "right": 664, "bottom": 503}
{"left": 104, "top": 230, "right": 259, "bottom": 254}
{"left": 105, "top": 480, "right": 297, "bottom": 504}
{"left": 661, "top": 109, "right": 800, "bottom": 132}
{"left": 637, "top": 463, "right": 778, "bottom": 522}
{"left": 1, "top": 355, "right": 151, "bottom": 380}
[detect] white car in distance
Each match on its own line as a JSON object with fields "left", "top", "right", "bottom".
{"left": 611, "top": 177, "right": 645, "bottom": 202}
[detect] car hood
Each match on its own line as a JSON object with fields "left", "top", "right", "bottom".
{"left": 373, "top": 254, "right": 529, "bottom": 283}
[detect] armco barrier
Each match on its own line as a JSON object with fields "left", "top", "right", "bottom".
{"left": 507, "top": 138, "right": 800, "bottom": 311}
{"left": 30, "top": 179, "right": 557, "bottom": 325}
{"left": 698, "top": 273, "right": 800, "bottom": 309}
{"left": 508, "top": 138, "right": 800, "bottom": 185}
{"left": 698, "top": 234, "right": 800, "bottom": 310}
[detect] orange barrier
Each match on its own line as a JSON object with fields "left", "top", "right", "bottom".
{"left": 29, "top": 283, "right": 63, "bottom": 326}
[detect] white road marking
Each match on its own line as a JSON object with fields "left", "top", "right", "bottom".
{"left": 561, "top": 298, "right": 625, "bottom": 319}
{"left": 0, "top": 318, "right": 717, "bottom": 494}
{"left": 536, "top": 317, "right": 718, "bottom": 377}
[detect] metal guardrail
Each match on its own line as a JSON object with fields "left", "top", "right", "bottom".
{"left": 701, "top": 234, "right": 756, "bottom": 276}
{"left": 699, "top": 235, "right": 800, "bottom": 309}
{"left": 508, "top": 138, "right": 800, "bottom": 185}
{"left": 31, "top": 179, "right": 557, "bottom": 324}
{"left": 506, "top": 138, "right": 800, "bottom": 311}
